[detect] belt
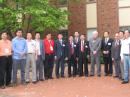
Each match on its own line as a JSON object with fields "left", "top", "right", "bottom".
{"left": 45, "top": 53, "right": 53, "bottom": 56}
{"left": 0, "top": 55, "right": 11, "bottom": 58}
{"left": 124, "top": 54, "right": 130, "bottom": 56}
{"left": 28, "top": 53, "right": 34, "bottom": 54}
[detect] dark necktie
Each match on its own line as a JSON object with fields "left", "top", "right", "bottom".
{"left": 105, "top": 38, "right": 108, "bottom": 45}
{"left": 115, "top": 40, "right": 118, "bottom": 47}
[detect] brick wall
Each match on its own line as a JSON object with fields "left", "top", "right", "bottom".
{"left": 68, "top": 0, "right": 87, "bottom": 36}
{"left": 97, "top": 0, "right": 119, "bottom": 37}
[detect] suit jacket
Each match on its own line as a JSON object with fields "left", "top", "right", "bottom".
{"left": 66, "top": 41, "right": 77, "bottom": 59}
{"left": 111, "top": 40, "right": 121, "bottom": 60}
{"left": 54, "top": 39, "right": 66, "bottom": 59}
{"left": 89, "top": 37, "right": 101, "bottom": 56}
{"left": 78, "top": 40, "right": 90, "bottom": 58}
{"left": 101, "top": 38, "right": 113, "bottom": 57}
{"left": 74, "top": 37, "right": 80, "bottom": 58}
{"left": 40, "top": 40, "right": 45, "bottom": 60}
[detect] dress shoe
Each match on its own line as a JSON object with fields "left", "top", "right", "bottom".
{"left": 49, "top": 77, "right": 54, "bottom": 79}
{"left": 90, "top": 74, "right": 94, "bottom": 77}
{"left": 32, "top": 81, "right": 37, "bottom": 84}
{"left": 61, "top": 76, "right": 65, "bottom": 78}
{"left": 113, "top": 76, "right": 118, "bottom": 78}
{"left": 98, "top": 75, "right": 101, "bottom": 77}
{"left": 122, "top": 81, "right": 129, "bottom": 84}
{"left": 40, "top": 79, "right": 44, "bottom": 81}
{"left": 0, "top": 86, "right": 5, "bottom": 89}
{"left": 68, "top": 75, "right": 71, "bottom": 78}
{"left": 26, "top": 81, "right": 30, "bottom": 84}
{"left": 56, "top": 76, "right": 59, "bottom": 79}
{"left": 104, "top": 74, "right": 108, "bottom": 76}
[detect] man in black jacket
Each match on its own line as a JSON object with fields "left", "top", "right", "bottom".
{"left": 101, "top": 31, "right": 113, "bottom": 76}
{"left": 74, "top": 32, "right": 80, "bottom": 75}
{"left": 55, "top": 33, "right": 66, "bottom": 78}
{"left": 78, "top": 34, "right": 89, "bottom": 77}
{"left": 66, "top": 36, "right": 77, "bottom": 77}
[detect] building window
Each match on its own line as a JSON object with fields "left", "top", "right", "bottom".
{"left": 120, "top": 26, "right": 130, "bottom": 31}
{"left": 58, "top": 0, "right": 67, "bottom": 6}
{"left": 59, "top": 30, "right": 68, "bottom": 41}
{"left": 87, "top": 0, "right": 96, "bottom": 3}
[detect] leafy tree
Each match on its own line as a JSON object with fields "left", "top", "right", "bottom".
{"left": 0, "top": 0, "right": 68, "bottom": 35}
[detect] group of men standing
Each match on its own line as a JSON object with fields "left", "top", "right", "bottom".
{"left": 0, "top": 29, "right": 130, "bottom": 89}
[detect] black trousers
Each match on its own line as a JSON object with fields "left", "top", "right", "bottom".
{"left": 103, "top": 56, "right": 113, "bottom": 75}
{"left": 0, "top": 56, "right": 12, "bottom": 86}
{"left": 68, "top": 55, "right": 77, "bottom": 76}
{"left": 78, "top": 53, "right": 88, "bottom": 76}
{"left": 44, "top": 54, "right": 54, "bottom": 79}
{"left": 55, "top": 56, "right": 65, "bottom": 77}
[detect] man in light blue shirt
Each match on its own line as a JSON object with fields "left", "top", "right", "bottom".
{"left": 12, "top": 29, "right": 27, "bottom": 86}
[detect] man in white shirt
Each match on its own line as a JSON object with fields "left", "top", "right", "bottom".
{"left": 25, "top": 33, "right": 37, "bottom": 84}
{"left": 35, "top": 32, "right": 45, "bottom": 81}
{"left": 119, "top": 31, "right": 125, "bottom": 80}
{"left": 120, "top": 30, "right": 130, "bottom": 84}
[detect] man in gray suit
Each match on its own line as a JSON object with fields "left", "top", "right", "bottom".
{"left": 111, "top": 33, "right": 121, "bottom": 79}
{"left": 89, "top": 31, "right": 102, "bottom": 77}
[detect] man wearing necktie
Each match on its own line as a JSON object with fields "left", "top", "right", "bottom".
{"left": 101, "top": 31, "right": 113, "bottom": 76}
{"left": 74, "top": 32, "right": 80, "bottom": 75}
{"left": 78, "top": 34, "right": 89, "bottom": 77}
{"left": 111, "top": 33, "right": 121, "bottom": 79}
{"left": 66, "top": 36, "right": 77, "bottom": 77}
{"left": 55, "top": 33, "right": 66, "bottom": 78}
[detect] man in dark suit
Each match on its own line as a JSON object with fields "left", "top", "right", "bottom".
{"left": 78, "top": 34, "right": 89, "bottom": 77}
{"left": 74, "top": 32, "right": 80, "bottom": 75}
{"left": 111, "top": 33, "right": 121, "bottom": 78}
{"left": 66, "top": 36, "right": 77, "bottom": 77}
{"left": 101, "top": 31, "right": 113, "bottom": 76}
{"left": 55, "top": 33, "right": 66, "bottom": 78}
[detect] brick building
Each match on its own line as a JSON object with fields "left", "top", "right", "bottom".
{"left": 51, "top": 0, "right": 130, "bottom": 39}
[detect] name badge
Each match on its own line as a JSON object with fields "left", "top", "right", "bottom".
{"left": 63, "top": 44, "right": 65, "bottom": 47}
{"left": 50, "top": 46, "right": 53, "bottom": 51}
{"left": 5, "top": 48, "right": 9, "bottom": 53}
{"left": 85, "top": 45, "right": 88, "bottom": 48}
{"left": 108, "top": 43, "right": 111, "bottom": 45}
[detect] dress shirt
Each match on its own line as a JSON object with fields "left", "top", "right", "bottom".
{"left": 120, "top": 37, "right": 130, "bottom": 59}
{"left": 44, "top": 38, "right": 54, "bottom": 54}
{"left": 26, "top": 40, "right": 36, "bottom": 54}
{"left": 35, "top": 40, "right": 41, "bottom": 55}
{"left": 0, "top": 39, "right": 12, "bottom": 56}
{"left": 12, "top": 37, "right": 27, "bottom": 59}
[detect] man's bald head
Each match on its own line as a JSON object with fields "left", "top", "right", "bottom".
{"left": 92, "top": 31, "right": 99, "bottom": 39}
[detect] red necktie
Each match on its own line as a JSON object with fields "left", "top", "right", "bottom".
{"left": 81, "top": 41, "right": 84, "bottom": 52}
